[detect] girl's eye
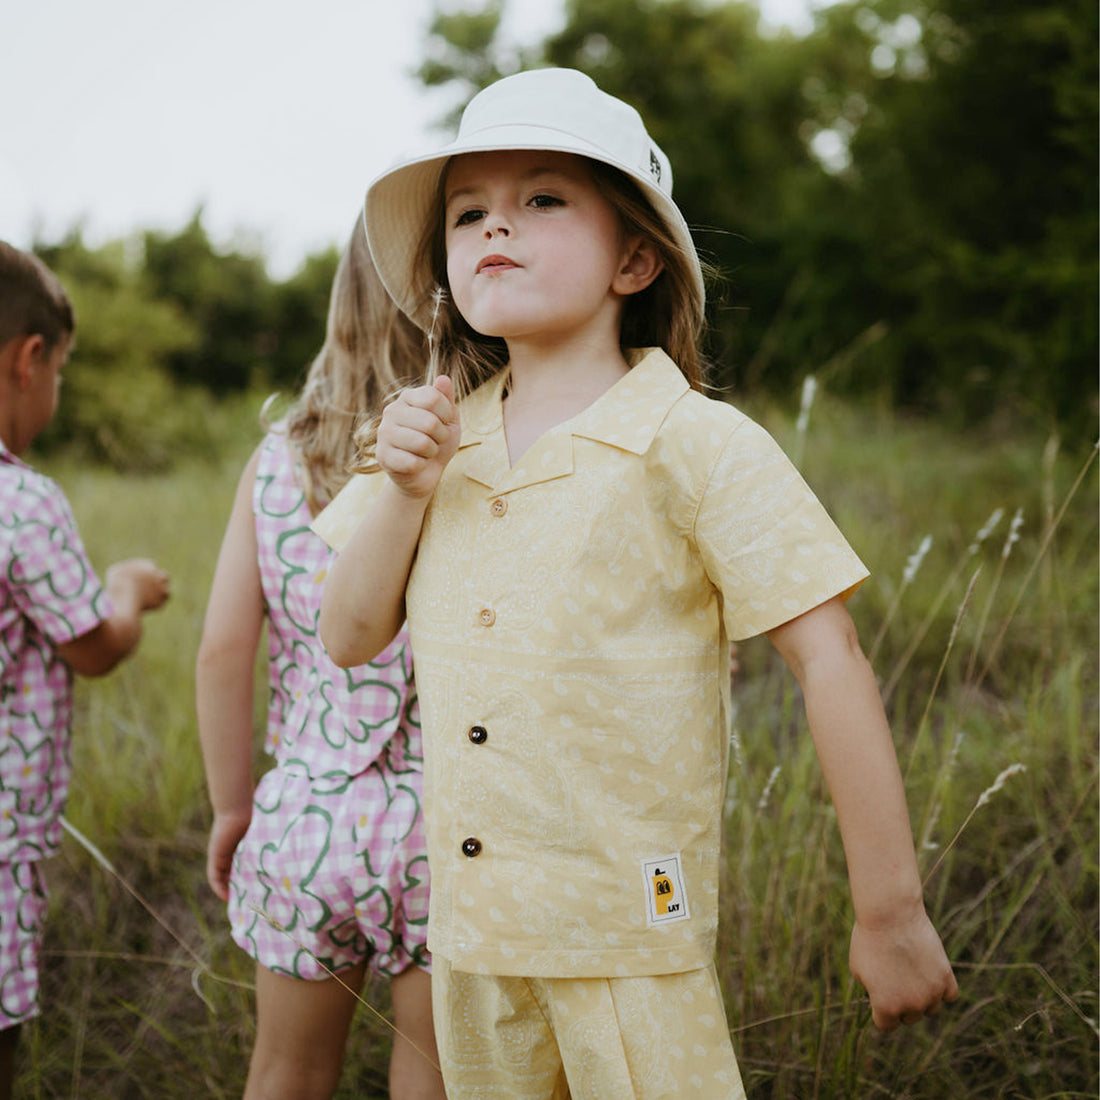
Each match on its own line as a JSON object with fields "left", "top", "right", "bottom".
{"left": 453, "top": 209, "right": 485, "bottom": 227}
{"left": 529, "top": 193, "right": 564, "bottom": 210}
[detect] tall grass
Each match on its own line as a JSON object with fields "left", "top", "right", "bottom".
{"left": 20, "top": 392, "right": 1099, "bottom": 1098}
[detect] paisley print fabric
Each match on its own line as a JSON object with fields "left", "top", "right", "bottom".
{"left": 227, "top": 432, "right": 429, "bottom": 977}
{"left": 315, "top": 349, "right": 868, "bottom": 979}
{"left": 0, "top": 443, "right": 107, "bottom": 863}
{"left": 432, "top": 957, "right": 746, "bottom": 1100}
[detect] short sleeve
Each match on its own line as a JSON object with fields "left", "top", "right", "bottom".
{"left": 693, "top": 417, "right": 868, "bottom": 640}
{"left": 311, "top": 470, "right": 387, "bottom": 552}
{"left": 8, "top": 489, "right": 106, "bottom": 646}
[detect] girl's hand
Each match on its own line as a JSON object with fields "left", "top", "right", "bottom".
{"left": 206, "top": 808, "right": 252, "bottom": 901}
{"left": 849, "top": 904, "right": 959, "bottom": 1030}
{"left": 376, "top": 376, "right": 461, "bottom": 500}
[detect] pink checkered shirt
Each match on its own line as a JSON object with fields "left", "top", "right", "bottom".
{"left": 254, "top": 432, "right": 420, "bottom": 778}
{"left": 0, "top": 443, "right": 108, "bottom": 862}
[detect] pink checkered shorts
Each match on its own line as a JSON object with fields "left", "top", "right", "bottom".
{"left": 227, "top": 756, "right": 430, "bottom": 980}
{"left": 0, "top": 861, "right": 49, "bottom": 1029}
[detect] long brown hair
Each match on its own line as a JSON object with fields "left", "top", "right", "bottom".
{"left": 399, "top": 154, "right": 709, "bottom": 399}
{"left": 282, "top": 215, "right": 426, "bottom": 512}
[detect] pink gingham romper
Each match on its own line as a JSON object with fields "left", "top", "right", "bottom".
{"left": 0, "top": 442, "right": 108, "bottom": 1026}
{"left": 226, "top": 431, "right": 429, "bottom": 979}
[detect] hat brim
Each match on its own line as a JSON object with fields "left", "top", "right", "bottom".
{"left": 365, "top": 127, "right": 704, "bottom": 331}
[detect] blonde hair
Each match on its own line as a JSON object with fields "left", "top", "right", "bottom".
{"left": 282, "top": 215, "right": 426, "bottom": 513}
{"left": 402, "top": 154, "right": 708, "bottom": 399}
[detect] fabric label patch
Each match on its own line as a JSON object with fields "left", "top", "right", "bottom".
{"left": 641, "top": 852, "right": 690, "bottom": 926}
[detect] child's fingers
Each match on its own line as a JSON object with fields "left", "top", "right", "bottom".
{"left": 405, "top": 379, "right": 456, "bottom": 423}
{"left": 433, "top": 374, "right": 457, "bottom": 416}
{"left": 380, "top": 426, "right": 446, "bottom": 465}
{"left": 385, "top": 402, "right": 454, "bottom": 447}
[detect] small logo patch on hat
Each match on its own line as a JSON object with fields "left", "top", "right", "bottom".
{"left": 642, "top": 853, "right": 690, "bottom": 926}
{"left": 649, "top": 149, "right": 662, "bottom": 182}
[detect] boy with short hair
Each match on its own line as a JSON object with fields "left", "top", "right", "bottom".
{"left": 0, "top": 240, "right": 170, "bottom": 1096}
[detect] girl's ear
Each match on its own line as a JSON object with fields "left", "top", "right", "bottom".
{"left": 613, "top": 236, "right": 664, "bottom": 297}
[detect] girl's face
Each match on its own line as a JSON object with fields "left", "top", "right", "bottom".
{"left": 443, "top": 150, "right": 633, "bottom": 347}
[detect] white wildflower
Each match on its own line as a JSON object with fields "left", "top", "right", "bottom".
{"left": 426, "top": 285, "right": 447, "bottom": 382}
{"left": 975, "top": 763, "right": 1026, "bottom": 809}
{"left": 947, "top": 729, "right": 964, "bottom": 776}
{"left": 1001, "top": 508, "right": 1024, "bottom": 560}
{"left": 902, "top": 535, "right": 933, "bottom": 586}
{"left": 757, "top": 765, "right": 781, "bottom": 812}
{"left": 967, "top": 507, "right": 1005, "bottom": 555}
{"left": 795, "top": 375, "right": 818, "bottom": 438}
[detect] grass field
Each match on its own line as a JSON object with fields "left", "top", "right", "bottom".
{"left": 18, "top": 391, "right": 1099, "bottom": 1098}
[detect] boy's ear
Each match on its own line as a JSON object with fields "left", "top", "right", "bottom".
{"left": 613, "top": 236, "right": 664, "bottom": 297}
{"left": 9, "top": 335, "right": 45, "bottom": 389}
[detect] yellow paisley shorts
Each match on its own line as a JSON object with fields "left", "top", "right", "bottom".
{"left": 432, "top": 956, "right": 746, "bottom": 1100}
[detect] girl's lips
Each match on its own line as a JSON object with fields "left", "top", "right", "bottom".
{"left": 477, "top": 255, "right": 518, "bottom": 274}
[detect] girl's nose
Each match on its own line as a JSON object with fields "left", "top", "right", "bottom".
{"left": 483, "top": 211, "right": 511, "bottom": 239}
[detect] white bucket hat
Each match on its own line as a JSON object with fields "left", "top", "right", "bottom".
{"left": 364, "top": 67, "right": 704, "bottom": 330}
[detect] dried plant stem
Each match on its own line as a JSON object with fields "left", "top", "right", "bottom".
{"left": 963, "top": 522, "right": 1015, "bottom": 681}
{"left": 882, "top": 550, "right": 972, "bottom": 704}
{"left": 972, "top": 441, "right": 1097, "bottom": 690}
{"left": 729, "top": 996, "right": 866, "bottom": 1035}
{"left": 906, "top": 566, "right": 981, "bottom": 787}
{"left": 868, "top": 535, "right": 932, "bottom": 664}
{"left": 951, "top": 961, "right": 1098, "bottom": 1036}
{"left": 61, "top": 816, "right": 442, "bottom": 1070}
{"left": 921, "top": 764, "right": 1026, "bottom": 886}
{"left": 911, "top": 569, "right": 982, "bottom": 852}
{"left": 61, "top": 817, "right": 258, "bottom": 1002}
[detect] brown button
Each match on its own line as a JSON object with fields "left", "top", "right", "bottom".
{"left": 461, "top": 837, "right": 482, "bottom": 858}
{"left": 468, "top": 725, "right": 488, "bottom": 745}
{"left": 490, "top": 497, "right": 507, "bottom": 517}
{"left": 478, "top": 608, "right": 496, "bottom": 627}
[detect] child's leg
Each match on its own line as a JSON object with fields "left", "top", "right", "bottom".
{"left": 0, "top": 1025, "right": 18, "bottom": 1100}
{"left": 243, "top": 961, "right": 366, "bottom": 1100}
{"left": 431, "top": 955, "right": 569, "bottom": 1100}
{"left": 389, "top": 965, "right": 446, "bottom": 1100}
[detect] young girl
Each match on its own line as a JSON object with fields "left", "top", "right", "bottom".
{"left": 195, "top": 217, "right": 445, "bottom": 1100}
{"left": 317, "top": 69, "right": 958, "bottom": 1099}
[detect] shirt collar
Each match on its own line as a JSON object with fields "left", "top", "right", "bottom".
{"left": 457, "top": 348, "right": 690, "bottom": 494}
{"left": 458, "top": 348, "right": 689, "bottom": 453}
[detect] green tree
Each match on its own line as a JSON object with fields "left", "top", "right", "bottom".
{"left": 142, "top": 212, "right": 278, "bottom": 393}
{"left": 268, "top": 245, "right": 340, "bottom": 391}
{"left": 416, "top": 0, "right": 1098, "bottom": 433}
{"left": 32, "top": 231, "right": 214, "bottom": 470}
{"left": 805, "top": 0, "right": 1098, "bottom": 428}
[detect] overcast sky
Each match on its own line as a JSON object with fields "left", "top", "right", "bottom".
{"left": 1, "top": 0, "right": 817, "bottom": 277}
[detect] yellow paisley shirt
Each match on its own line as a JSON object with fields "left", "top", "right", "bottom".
{"left": 315, "top": 348, "right": 867, "bottom": 978}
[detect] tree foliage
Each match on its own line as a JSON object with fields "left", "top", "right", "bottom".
{"left": 29, "top": 220, "right": 338, "bottom": 469}
{"left": 19, "top": 0, "right": 1096, "bottom": 472}
{"left": 419, "top": 0, "right": 1098, "bottom": 435}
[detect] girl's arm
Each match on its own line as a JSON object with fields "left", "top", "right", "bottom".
{"left": 195, "top": 447, "right": 266, "bottom": 901}
{"left": 320, "top": 377, "right": 460, "bottom": 667}
{"left": 766, "top": 595, "right": 959, "bottom": 1030}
